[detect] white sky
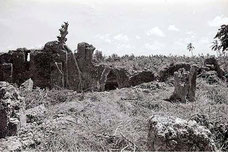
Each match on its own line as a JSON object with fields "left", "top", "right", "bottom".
{"left": 0, "top": 0, "right": 228, "bottom": 56}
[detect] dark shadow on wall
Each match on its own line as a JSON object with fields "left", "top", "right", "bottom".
{"left": 105, "top": 71, "right": 119, "bottom": 91}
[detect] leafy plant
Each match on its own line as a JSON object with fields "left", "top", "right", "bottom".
{"left": 211, "top": 40, "right": 222, "bottom": 56}
{"left": 214, "top": 24, "right": 228, "bottom": 53}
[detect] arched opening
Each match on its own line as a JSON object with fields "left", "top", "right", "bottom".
{"left": 105, "top": 71, "right": 119, "bottom": 91}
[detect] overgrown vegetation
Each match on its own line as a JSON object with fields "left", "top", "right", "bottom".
{"left": 20, "top": 67, "right": 228, "bottom": 151}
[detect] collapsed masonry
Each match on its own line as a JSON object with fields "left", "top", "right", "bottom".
{"left": 0, "top": 82, "right": 26, "bottom": 138}
{"left": 204, "top": 57, "right": 226, "bottom": 80}
{"left": 169, "top": 65, "right": 198, "bottom": 102}
{"left": 0, "top": 43, "right": 130, "bottom": 92}
{"left": 0, "top": 23, "right": 155, "bottom": 91}
{"left": 159, "top": 62, "right": 191, "bottom": 82}
{"left": 148, "top": 115, "right": 217, "bottom": 151}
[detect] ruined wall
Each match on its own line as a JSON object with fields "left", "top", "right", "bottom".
{"left": 0, "top": 41, "right": 157, "bottom": 92}
{"left": 65, "top": 52, "right": 81, "bottom": 91}
{"left": 204, "top": 57, "right": 225, "bottom": 79}
{"left": 159, "top": 62, "right": 191, "bottom": 82}
{"left": 0, "top": 22, "right": 159, "bottom": 91}
{"left": 112, "top": 68, "right": 130, "bottom": 88}
{"left": 97, "top": 65, "right": 131, "bottom": 91}
{"left": 169, "top": 65, "right": 198, "bottom": 102}
{"left": 0, "top": 42, "right": 96, "bottom": 91}
{"left": 30, "top": 50, "right": 53, "bottom": 88}
{"left": 0, "top": 63, "right": 13, "bottom": 83}
{"left": 129, "top": 71, "right": 155, "bottom": 86}
{"left": 75, "top": 42, "right": 99, "bottom": 91}
{"left": 0, "top": 48, "right": 30, "bottom": 85}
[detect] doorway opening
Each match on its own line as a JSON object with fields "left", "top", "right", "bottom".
{"left": 105, "top": 71, "right": 119, "bottom": 91}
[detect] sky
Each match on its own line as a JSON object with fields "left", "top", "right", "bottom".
{"left": 0, "top": 0, "right": 228, "bottom": 56}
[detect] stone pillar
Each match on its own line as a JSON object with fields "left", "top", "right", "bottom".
{"left": 99, "top": 67, "right": 111, "bottom": 91}
{"left": 50, "top": 62, "right": 64, "bottom": 88}
{"left": 169, "top": 65, "right": 198, "bottom": 102}
{"left": 76, "top": 42, "right": 95, "bottom": 68}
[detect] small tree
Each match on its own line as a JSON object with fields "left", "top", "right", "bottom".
{"left": 187, "top": 43, "right": 195, "bottom": 56}
{"left": 213, "top": 24, "right": 228, "bottom": 66}
{"left": 214, "top": 24, "right": 228, "bottom": 53}
{"left": 57, "top": 22, "right": 69, "bottom": 49}
{"left": 211, "top": 40, "right": 222, "bottom": 56}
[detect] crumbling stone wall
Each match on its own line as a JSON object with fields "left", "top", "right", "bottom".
{"left": 11, "top": 49, "right": 30, "bottom": 84}
{"left": 0, "top": 48, "right": 30, "bottom": 85}
{"left": 169, "top": 65, "right": 198, "bottom": 102}
{"left": 112, "top": 68, "right": 131, "bottom": 88}
{"left": 65, "top": 52, "right": 81, "bottom": 91}
{"left": 204, "top": 57, "right": 225, "bottom": 79}
{"left": 0, "top": 22, "right": 157, "bottom": 92}
{"left": 159, "top": 62, "right": 191, "bottom": 82}
{"left": 129, "top": 71, "right": 155, "bottom": 86}
{"left": 98, "top": 66, "right": 130, "bottom": 91}
{"left": 0, "top": 43, "right": 158, "bottom": 92}
{"left": 0, "top": 63, "right": 13, "bottom": 83}
{"left": 75, "top": 42, "right": 97, "bottom": 91}
{"left": 99, "top": 66, "right": 112, "bottom": 91}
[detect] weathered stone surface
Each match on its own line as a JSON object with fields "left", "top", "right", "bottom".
{"left": 50, "top": 62, "right": 64, "bottom": 88}
{"left": 76, "top": 42, "right": 96, "bottom": 68}
{"left": 204, "top": 57, "right": 225, "bottom": 79}
{"left": 44, "top": 41, "right": 60, "bottom": 53}
{"left": 169, "top": 65, "right": 198, "bottom": 102}
{"left": 0, "top": 53, "right": 12, "bottom": 64}
{"left": 200, "top": 70, "right": 221, "bottom": 84}
{"left": 66, "top": 52, "right": 82, "bottom": 91}
{"left": 159, "top": 62, "right": 191, "bottom": 82}
{"left": 148, "top": 115, "right": 217, "bottom": 151}
{"left": 0, "top": 63, "right": 13, "bottom": 83}
{"left": 191, "top": 114, "right": 228, "bottom": 151}
{"left": 25, "top": 104, "right": 47, "bottom": 123}
{"left": 11, "top": 49, "right": 31, "bottom": 85}
{"left": 0, "top": 82, "right": 25, "bottom": 138}
{"left": 0, "top": 126, "right": 42, "bottom": 151}
{"left": 129, "top": 71, "right": 155, "bottom": 86}
{"left": 29, "top": 50, "right": 54, "bottom": 88}
{"left": 20, "top": 78, "right": 33, "bottom": 92}
{"left": 98, "top": 66, "right": 130, "bottom": 91}
{"left": 111, "top": 68, "right": 130, "bottom": 89}
{"left": 99, "top": 66, "right": 112, "bottom": 91}
{"left": 0, "top": 136, "right": 22, "bottom": 151}
{"left": 74, "top": 42, "right": 97, "bottom": 91}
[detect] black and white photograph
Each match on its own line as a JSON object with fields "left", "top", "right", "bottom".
{"left": 0, "top": 0, "right": 228, "bottom": 151}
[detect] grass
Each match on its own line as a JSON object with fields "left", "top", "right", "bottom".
{"left": 19, "top": 77, "right": 227, "bottom": 151}
{"left": 18, "top": 55, "right": 228, "bottom": 151}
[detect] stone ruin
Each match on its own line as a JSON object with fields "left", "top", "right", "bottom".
{"left": 0, "top": 22, "right": 155, "bottom": 92}
{"left": 148, "top": 114, "right": 217, "bottom": 151}
{"left": 169, "top": 65, "right": 198, "bottom": 102}
{"left": 98, "top": 66, "right": 130, "bottom": 91}
{"left": 0, "top": 82, "right": 26, "bottom": 138}
{"left": 159, "top": 62, "right": 191, "bottom": 82}
{"left": 129, "top": 71, "right": 155, "bottom": 87}
{"left": 204, "top": 57, "right": 225, "bottom": 80}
